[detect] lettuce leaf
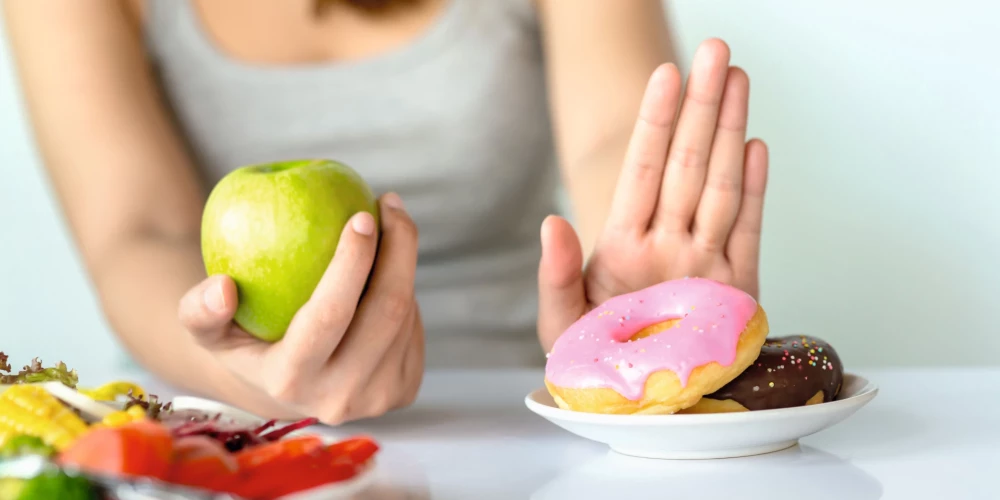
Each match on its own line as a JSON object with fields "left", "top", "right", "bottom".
{"left": 123, "top": 392, "right": 172, "bottom": 419}
{"left": 0, "top": 352, "right": 78, "bottom": 388}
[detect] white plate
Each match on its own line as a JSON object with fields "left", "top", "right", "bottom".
{"left": 525, "top": 373, "right": 877, "bottom": 459}
{"left": 169, "top": 395, "right": 267, "bottom": 426}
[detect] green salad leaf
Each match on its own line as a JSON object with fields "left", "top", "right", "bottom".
{"left": 13, "top": 470, "right": 96, "bottom": 500}
{"left": 0, "top": 436, "right": 56, "bottom": 460}
{"left": 0, "top": 478, "right": 26, "bottom": 500}
{"left": 0, "top": 353, "right": 78, "bottom": 388}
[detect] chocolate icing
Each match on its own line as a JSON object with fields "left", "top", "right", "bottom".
{"left": 703, "top": 335, "right": 843, "bottom": 411}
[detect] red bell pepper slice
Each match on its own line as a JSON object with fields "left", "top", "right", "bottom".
{"left": 234, "top": 435, "right": 325, "bottom": 470}
{"left": 228, "top": 436, "right": 328, "bottom": 497}
{"left": 168, "top": 436, "right": 239, "bottom": 493}
{"left": 325, "top": 436, "right": 380, "bottom": 465}
{"left": 228, "top": 435, "right": 376, "bottom": 498}
{"left": 57, "top": 419, "right": 173, "bottom": 481}
{"left": 261, "top": 462, "right": 360, "bottom": 498}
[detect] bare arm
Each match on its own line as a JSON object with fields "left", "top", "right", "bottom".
{"left": 535, "top": 0, "right": 677, "bottom": 256}
{"left": 3, "top": 0, "right": 284, "bottom": 414}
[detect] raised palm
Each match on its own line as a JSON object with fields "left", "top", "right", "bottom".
{"left": 538, "top": 39, "right": 768, "bottom": 350}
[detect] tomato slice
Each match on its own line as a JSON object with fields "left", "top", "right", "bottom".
{"left": 168, "top": 436, "right": 238, "bottom": 493}
{"left": 230, "top": 452, "right": 318, "bottom": 498}
{"left": 234, "top": 435, "right": 324, "bottom": 470}
{"left": 325, "top": 436, "right": 380, "bottom": 465}
{"left": 262, "top": 462, "right": 360, "bottom": 498}
{"left": 259, "top": 437, "right": 379, "bottom": 497}
{"left": 57, "top": 419, "right": 173, "bottom": 481}
{"left": 228, "top": 435, "right": 373, "bottom": 498}
{"left": 127, "top": 420, "right": 175, "bottom": 475}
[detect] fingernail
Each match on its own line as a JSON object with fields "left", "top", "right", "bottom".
{"left": 382, "top": 192, "right": 405, "bottom": 210}
{"left": 540, "top": 216, "right": 554, "bottom": 259}
{"left": 204, "top": 280, "right": 226, "bottom": 313}
{"left": 351, "top": 211, "right": 376, "bottom": 235}
{"left": 650, "top": 63, "right": 670, "bottom": 83}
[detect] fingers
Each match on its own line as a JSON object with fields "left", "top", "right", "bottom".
{"left": 328, "top": 193, "right": 419, "bottom": 373}
{"left": 692, "top": 66, "right": 751, "bottom": 251}
{"left": 397, "top": 309, "right": 425, "bottom": 408}
{"left": 537, "top": 215, "right": 587, "bottom": 351}
{"left": 278, "top": 209, "right": 379, "bottom": 370}
{"left": 179, "top": 274, "right": 238, "bottom": 347}
{"left": 607, "top": 63, "right": 682, "bottom": 233}
{"left": 655, "top": 38, "right": 731, "bottom": 232}
{"left": 354, "top": 305, "right": 422, "bottom": 419}
{"left": 726, "top": 139, "right": 769, "bottom": 297}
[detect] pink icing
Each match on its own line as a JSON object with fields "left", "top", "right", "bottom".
{"left": 544, "top": 277, "right": 758, "bottom": 401}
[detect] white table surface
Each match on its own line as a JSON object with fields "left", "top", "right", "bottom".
{"left": 122, "top": 367, "right": 999, "bottom": 500}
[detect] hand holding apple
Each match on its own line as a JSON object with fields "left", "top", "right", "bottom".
{"left": 177, "top": 160, "right": 424, "bottom": 424}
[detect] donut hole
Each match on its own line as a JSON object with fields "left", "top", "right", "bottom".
{"left": 628, "top": 319, "right": 681, "bottom": 342}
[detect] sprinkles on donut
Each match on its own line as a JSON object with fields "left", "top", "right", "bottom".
{"left": 679, "top": 335, "right": 844, "bottom": 413}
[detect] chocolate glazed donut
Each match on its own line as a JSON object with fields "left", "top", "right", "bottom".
{"left": 680, "top": 335, "right": 844, "bottom": 413}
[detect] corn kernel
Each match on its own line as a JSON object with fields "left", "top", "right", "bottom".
{"left": 0, "top": 385, "right": 88, "bottom": 451}
{"left": 78, "top": 381, "right": 146, "bottom": 401}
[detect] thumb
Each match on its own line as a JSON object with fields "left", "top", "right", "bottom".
{"left": 537, "top": 215, "right": 588, "bottom": 352}
{"left": 179, "top": 274, "right": 238, "bottom": 346}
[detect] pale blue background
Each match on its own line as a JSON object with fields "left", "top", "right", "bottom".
{"left": 2, "top": 0, "right": 998, "bottom": 380}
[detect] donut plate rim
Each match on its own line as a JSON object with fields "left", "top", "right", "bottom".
{"left": 524, "top": 372, "right": 878, "bottom": 425}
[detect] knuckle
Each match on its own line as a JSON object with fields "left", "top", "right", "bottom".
{"left": 177, "top": 304, "right": 198, "bottom": 330}
{"left": 685, "top": 88, "right": 722, "bottom": 107}
{"left": 316, "top": 376, "right": 370, "bottom": 424}
{"left": 399, "top": 385, "right": 419, "bottom": 408}
{"left": 705, "top": 174, "right": 743, "bottom": 194}
{"left": 400, "top": 361, "right": 424, "bottom": 409}
{"left": 265, "top": 374, "right": 305, "bottom": 405}
{"left": 734, "top": 219, "right": 763, "bottom": 236}
{"left": 629, "top": 155, "right": 664, "bottom": 181}
{"left": 177, "top": 294, "right": 204, "bottom": 328}
{"left": 731, "top": 210, "right": 763, "bottom": 236}
{"left": 367, "top": 393, "right": 394, "bottom": 419}
{"left": 317, "top": 391, "right": 354, "bottom": 425}
{"left": 379, "top": 288, "right": 412, "bottom": 323}
{"left": 637, "top": 111, "right": 673, "bottom": 130}
{"left": 667, "top": 146, "right": 705, "bottom": 171}
{"left": 654, "top": 204, "right": 694, "bottom": 233}
{"left": 318, "top": 405, "right": 349, "bottom": 426}
{"left": 717, "top": 120, "right": 748, "bottom": 133}
{"left": 324, "top": 400, "right": 355, "bottom": 425}
{"left": 693, "top": 232, "right": 726, "bottom": 253}
{"left": 391, "top": 213, "right": 419, "bottom": 242}
{"left": 306, "top": 303, "right": 350, "bottom": 331}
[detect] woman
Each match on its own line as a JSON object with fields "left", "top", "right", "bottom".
{"left": 3, "top": 0, "right": 768, "bottom": 424}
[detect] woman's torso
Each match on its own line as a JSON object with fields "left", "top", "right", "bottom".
{"left": 136, "top": 0, "right": 558, "bottom": 367}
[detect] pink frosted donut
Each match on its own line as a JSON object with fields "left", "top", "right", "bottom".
{"left": 544, "top": 277, "right": 769, "bottom": 414}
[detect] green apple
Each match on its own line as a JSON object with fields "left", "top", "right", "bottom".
{"left": 201, "top": 159, "right": 379, "bottom": 342}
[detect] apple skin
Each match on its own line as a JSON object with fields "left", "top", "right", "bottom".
{"left": 201, "top": 159, "right": 380, "bottom": 342}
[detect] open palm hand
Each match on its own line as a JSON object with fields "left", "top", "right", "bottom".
{"left": 538, "top": 39, "right": 769, "bottom": 350}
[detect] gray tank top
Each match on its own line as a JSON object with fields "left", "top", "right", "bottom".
{"left": 144, "top": 0, "right": 557, "bottom": 367}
